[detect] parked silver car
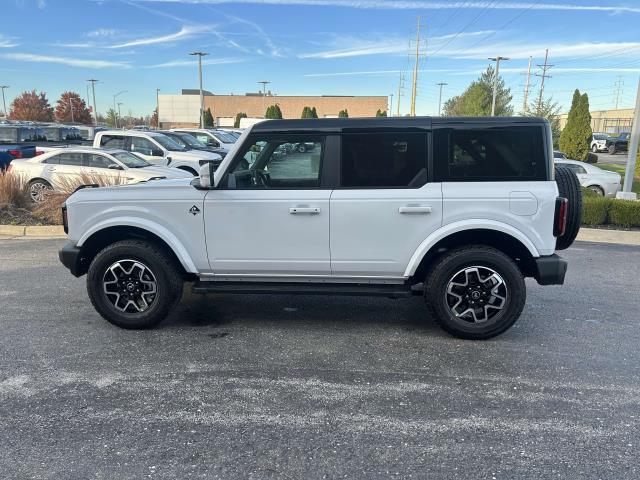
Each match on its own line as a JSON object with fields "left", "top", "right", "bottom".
{"left": 554, "top": 159, "right": 621, "bottom": 197}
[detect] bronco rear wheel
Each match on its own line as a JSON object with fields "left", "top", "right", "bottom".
{"left": 87, "top": 240, "right": 183, "bottom": 329}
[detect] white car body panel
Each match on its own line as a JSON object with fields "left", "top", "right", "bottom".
{"left": 555, "top": 159, "right": 621, "bottom": 197}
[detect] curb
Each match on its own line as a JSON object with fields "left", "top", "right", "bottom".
{"left": 0, "top": 225, "right": 66, "bottom": 237}
{"left": 577, "top": 227, "right": 640, "bottom": 246}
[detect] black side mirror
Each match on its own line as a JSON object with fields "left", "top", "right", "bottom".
{"left": 151, "top": 148, "right": 164, "bottom": 157}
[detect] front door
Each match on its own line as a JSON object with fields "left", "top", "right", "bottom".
{"left": 204, "top": 133, "right": 331, "bottom": 276}
{"left": 330, "top": 130, "right": 443, "bottom": 277}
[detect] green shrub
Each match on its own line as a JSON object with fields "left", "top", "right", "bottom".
{"left": 585, "top": 152, "right": 598, "bottom": 163}
{"left": 582, "top": 197, "right": 611, "bottom": 225}
{"left": 581, "top": 187, "right": 599, "bottom": 198}
{"left": 608, "top": 200, "right": 640, "bottom": 228}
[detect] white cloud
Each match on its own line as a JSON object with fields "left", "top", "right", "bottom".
{"left": 448, "top": 41, "right": 640, "bottom": 60}
{"left": 108, "top": 25, "right": 212, "bottom": 48}
{"left": 131, "top": 0, "right": 640, "bottom": 15}
{"left": 1, "top": 53, "right": 130, "bottom": 69}
{"left": 86, "top": 28, "right": 119, "bottom": 38}
{"left": 148, "top": 57, "right": 246, "bottom": 67}
{"left": 0, "top": 35, "right": 19, "bottom": 48}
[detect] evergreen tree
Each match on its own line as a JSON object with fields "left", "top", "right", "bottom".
{"left": 376, "top": 109, "right": 388, "bottom": 117}
{"left": 203, "top": 108, "right": 214, "bottom": 127}
{"left": 443, "top": 65, "right": 513, "bottom": 116}
{"left": 527, "top": 96, "right": 562, "bottom": 149}
{"left": 105, "top": 108, "right": 118, "bottom": 128}
{"left": 301, "top": 106, "right": 310, "bottom": 118}
{"left": 559, "top": 90, "right": 592, "bottom": 161}
{"left": 234, "top": 112, "right": 247, "bottom": 128}
{"left": 265, "top": 105, "right": 282, "bottom": 119}
{"left": 338, "top": 109, "right": 349, "bottom": 118}
{"left": 310, "top": 107, "right": 318, "bottom": 118}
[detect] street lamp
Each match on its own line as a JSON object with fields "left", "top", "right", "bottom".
{"left": 87, "top": 79, "right": 99, "bottom": 126}
{"left": 0, "top": 85, "right": 8, "bottom": 119}
{"left": 117, "top": 102, "right": 123, "bottom": 128}
{"left": 113, "top": 90, "right": 126, "bottom": 128}
{"left": 488, "top": 56, "right": 509, "bottom": 116}
{"left": 258, "top": 81, "right": 270, "bottom": 116}
{"left": 436, "top": 82, "right": 448, "bottom": 116}
{"left": 156, "top": 88, "right": 160, "bottom": 129}
{"left": 190, "top": 52, "right": 209, "bottom": 128}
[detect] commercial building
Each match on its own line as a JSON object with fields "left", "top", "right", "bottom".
{"left": 558, "top": 107, "right": 635, "bottom": 133}
{"left": 158, "top": 90, "right": 388, "bottom": 128}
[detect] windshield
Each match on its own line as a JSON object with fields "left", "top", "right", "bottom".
{"left": 177, "top": 133, "right": 206, "bottom": 148}
{"left": 112, "top": 151, "right": 152, "bottom": 168}
{"left": 619, "top": 133, "right": 630, "bottom": 139}
{"left": 153, "top": 134, "right": 187, "bottom": 151}
{"left": 593, "top": 134, "right": 607, "bottom": 140}
{"left": 213, "top": 131, "right": 237, "bottom": 143}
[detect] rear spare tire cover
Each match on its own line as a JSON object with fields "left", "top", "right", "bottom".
{"left": 555, "top": 164, "right": 582, "bottom": 250}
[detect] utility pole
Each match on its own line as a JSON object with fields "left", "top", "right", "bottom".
{"left": 536, "top": 49, "right": 553, "bottom": 107}
{"left": 410, "top": 16, "right": 422, "bottom": 117}
{"left": 113, "top": 90, "right": 126, "bottom": 129}
{"left": 389, "top": 94, "right": 394, "bottom": 117}
{"left": 617, "top": 77, "right": 640, "bottom": 200}
{"left": 156, "top": 88, "right": 160, "bottom": 129}
{"left": 87, "top": 79, "right": 98, "bottom": 126}
{"left": 523, "top": 56, "right": 532, "bottom": 114}
{"left": 117, "top": 102, "right": 123, "bottom": 127}
{"left": 397, "top": 70, "right": 405, "bottom": 117}
{"left": 258, "top": 81, "right": 270, "bottom": 116}
{"left": 436, "top": 82, "right": 447, "bottom": 116}
{"left": 489, "top": 56, "right": 510, "bottom": 116}
{"left": 0, "top": 85, "right": 8, "bottom": 118}
{"left": 190, "top": 52, "right": 209, "bottom": 128}
{"left": 614, "top": 76, "right": 624, "bottom": 109}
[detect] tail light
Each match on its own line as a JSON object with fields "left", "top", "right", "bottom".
{"left": 554, "top": 197, "right": 568, "bottom": 237}
{"left": 61, "top": 204, "right": 68, "bottom": 234}
{"left": 8, "top": 149, "right": 22, "bottom": 159}
{"left": 35, "top": 151, "right": 44, "bottom": 156}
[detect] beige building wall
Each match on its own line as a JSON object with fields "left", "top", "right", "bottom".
{"left": 158, "top": 94, "right": 388, "bottom": 128}
{"left": 558, "top": 107, "right": 635, "bottom": 133}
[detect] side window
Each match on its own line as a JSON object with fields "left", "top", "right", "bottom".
{"left": 434, "top": 126, "right": 546, "bottom": 181}
{"left": 43, "top": 155, "right": 60, "bottom": 165}
{"left": 227, "top": 135, "right": 324, "bottom": 189}
{"left": 130, "top": 137, "right": 157, "bottom": 156}
{"left": 83, "top": 153, "right": 116, "bottom": 169}
{"left": 341, "top": 132, "right": 427, "bottom": 188}
{"left": 100, "top": 135, "right": 125, "bottom": 149}
{"left": 56, "top": 152, "right": 83, "bottom": 166}
{"left": 196, "top": 133, "right": 216, "bottom": 146}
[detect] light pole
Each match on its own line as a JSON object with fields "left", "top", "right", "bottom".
{"left": 488, "top": 56, "right": 509, "bottom": 116}
{"left": 190, "top": 52, "right": 209, "bottom": 128}
{"left": 87, "top": 79, "right": 99, "bottom": 126}
{"left": 156, "top": 88, "right": 160, "bottom": 129}
{"left": 259, "top": 81, "right": 270, "bottom": 116}
{"left": 117, "top": 102, "right": 123, "bottom": 128}
{"left": 617, "top": 77, "right": 640, "bottom": 200}
{"left": 389, "top": 94, "right": 394, "bottom": 117}
{"left": 436, "top": 82, "right": 448, "bottom": 116}
{"left": 113, "top": 90, "right": 126, "bottom": 128}
{"left": 0, "top": 85, "right": 9, "bottom": 119}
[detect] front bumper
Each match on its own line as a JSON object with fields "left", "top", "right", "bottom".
{"left": 533, "top": 254, "right": 567, "bottom": 285}
{"left": 59, "top": 242, "right": 85, "bottom": 277}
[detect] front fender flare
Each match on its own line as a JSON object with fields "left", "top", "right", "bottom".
{"left": 77, "top": 216, "right": 199, "bottom": 274}
{"left": 403, "top": 220, "right": 541, "bottom": 277}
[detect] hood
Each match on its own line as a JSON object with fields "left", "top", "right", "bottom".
{"left": 129, "top": 165, "right": 194, "bottom": 179}
{"left": 66, "top": 177, "right": 196, "bottom": 205}
{"left": 168, "top": 150, "right": 221, "bottom": 161}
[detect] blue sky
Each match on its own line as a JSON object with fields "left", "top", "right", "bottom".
{"left": 2, "top": 0, "right": 640, "bottom": 117}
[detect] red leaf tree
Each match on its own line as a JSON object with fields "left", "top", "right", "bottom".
{"left": 55, "top": 91, "right": 93, "bottom": 124}
{"left": 9, "top": 90, "right": 54, "bottom": 122}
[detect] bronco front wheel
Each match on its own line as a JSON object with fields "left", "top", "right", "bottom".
{"left": 87, "top": 240, "right": 183, "bottom": 329}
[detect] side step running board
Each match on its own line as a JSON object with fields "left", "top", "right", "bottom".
{"left": 192, "top": 281, "right": 414, "bottom": 298}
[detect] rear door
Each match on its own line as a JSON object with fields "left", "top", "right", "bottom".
{"left": 330, "top": 126, "right": 443, "bottom": 277}
{"left": 82, "top": 153, "right": 125, "bottom": 184}
{"left": 129, "top": 136, "right": 166, "bottom": 165}
{"left": 47, "top": 151, "right": 84, "bottom": 187}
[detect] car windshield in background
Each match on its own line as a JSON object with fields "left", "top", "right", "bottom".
{"left": 618, "top": 133, "right": 630, "bottom": 140}
{"left": 213, "top": 131, "right": 237, "bottom": 143}
{"left": 594, "top": 134, "right": 607, "bottom": 140}
{"left": 154, "top": 134, "right": 187, "bottom": 151}
{"left": 176, "top": 133, "right": 205, "bottom": 148}
{"left": 112, "top": 152, "right": 151, "bottom": 168}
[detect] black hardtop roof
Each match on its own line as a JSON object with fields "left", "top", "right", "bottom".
{"left": 251, "top": 116, "right": 548, "bottom": 133}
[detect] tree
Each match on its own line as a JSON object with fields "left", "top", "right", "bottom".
{"left": 527, "top": 96, "right": 562, "bottom": 149}
{"left": 150, "top": 108, "right": 158, "bottom": 129}
{"left": 203, "top": 107, "right": 214, "bottom": 127}
{"left": 443, "top": 65, "right": 513, "bottom": 117}
{"left": 301, "top": 106, "right": 311, "bottom": 118}
{"left": 105, "top": 108, "right": 118, "bottom": 128}
{"left": 9, "top": 90, "right": 54, "bottom": 122}
{"left": 234, "top": 112, "right": 247, "bottom": 128}
{"left": 376, "top": 109, "right": 388, "bottom": 117}
{"left": 338, "top": 109, "right": 349, "bottom": 118}
{"left": 559, "top": 90, "right": 592, "bottom": 161}
{"left": 265, "top": 104, "right": 283, "bottom": 119}
{"left": 54, "top": 91, "right": 92, "bottom": 124}
{"left": 310, "top": 107, "right": 318, "bottom": 118}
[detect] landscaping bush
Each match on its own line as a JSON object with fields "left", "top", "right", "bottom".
{"left": 608, "top": 200, "right": 640, "bottom": 228}
{"left": 585, "top": 152, "right": 598, "bottom": 163}
{"left": 0, "top": 172, "right": 29, "bottom": 209}
{"left": 582, "top": 197, "right": 611, "bottom": 225}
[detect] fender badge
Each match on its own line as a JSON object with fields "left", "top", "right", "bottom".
{"left": 189, "top": 205, "right": 201, "bottom": 216}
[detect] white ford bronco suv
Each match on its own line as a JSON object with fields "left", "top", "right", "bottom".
{"left": 59, "top": 117, "right": 581, "bottom": 339}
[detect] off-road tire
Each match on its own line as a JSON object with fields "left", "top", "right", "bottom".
{"left": 554, "top": 165, "right": 582, "bottom": 250}
{"left": 424, "top": 246, "right": 526, "bottom": 340}
{"left": 608, "top": 145, "right": 616, "bottom": 155}
{"left": 87, "top": 240, "right": 183, "bottom": 329}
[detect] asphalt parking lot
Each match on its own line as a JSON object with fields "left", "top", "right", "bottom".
{"left": 1, "top": 238, "right": 639, "bottom": 479}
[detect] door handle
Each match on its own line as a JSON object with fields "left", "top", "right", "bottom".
{"left": 289, "top": 207, "right": 320, "bottom": 215}
{"left": 399, "top": 206, "right": 432, "bottom": 214}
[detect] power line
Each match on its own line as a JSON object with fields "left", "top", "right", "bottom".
{"left": 614, "top": 76, "right": 624, "bottom": 109}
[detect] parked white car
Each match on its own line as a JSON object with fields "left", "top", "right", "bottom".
{"left": 590, "top": 133, "right": 608, "bottom": 153}
{"left": 555, "top": 159, "right": 621, "bottom": 197}
{"left": 171, "top": 128, "right": 237, "bottom": 150}
{"left": 10, "top": 147, "right": 193, "bottom": 202}
{"left": 94, "top": 130, "right": 221, "bottom": 175}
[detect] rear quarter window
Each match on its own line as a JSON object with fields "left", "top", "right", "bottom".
{"left": 434, "top": 126, "right": 547, "bottom": 182}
